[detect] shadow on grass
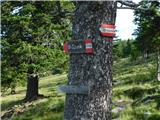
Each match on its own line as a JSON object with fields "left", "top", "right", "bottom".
{"left": 1, "top": 95, "right": 65, "bottom": 120}
{"left": 123, "top": 86, "right": 160, "bottom": 100}
{"left": 148, "top": 113, "right": 160, "bottom": 120}
{"left": 39, "top": 79, "right": 67, "bottom": 89}
{"left": 1, "top": 95, "right": 57, "bottom": 112}
{"left": 9, "top": 98, "right": 64, "bottom": 120}
{"left": 1, "top": 99, "right": 25, "bottom": 112}
{"left": 135, "top": 112, "right": 160, "bottom": 120}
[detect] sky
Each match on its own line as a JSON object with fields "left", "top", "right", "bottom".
{"left": 115, "top": 9, "right": 137, "bottom": 40}
{"left": 115, "top": 0, "right": 141, "bottom": 40}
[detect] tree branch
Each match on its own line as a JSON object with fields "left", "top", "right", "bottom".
{"left": 117, "top": 1, "right": 139, "bottom": 7}
{"left": 117, "top": 7, "right": 136, "bottom": 9}
{"left": 117, "top": 0, "right": 140, "bottom": 9}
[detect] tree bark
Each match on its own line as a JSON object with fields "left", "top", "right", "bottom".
{"left": 157, "top": 47, "right": 160, "bottom": 81}
{"left": 25, "top": 58, "right": 40, "bottom": 101}
{"left": 25, "top": 73, "right": 39, "bottom": 101}
{"left": 64, "top": 1, "right": 117, "bottom": 120}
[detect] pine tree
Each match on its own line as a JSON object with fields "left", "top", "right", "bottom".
{"left": 134, "top": 0, "right": 160, "bottom": 80}
{"left": 1, "top": 1, "right": 73, "bottom": 100}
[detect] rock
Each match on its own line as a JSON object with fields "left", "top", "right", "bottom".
{"left": 112, "top": 99, "right": 132, "bottom": 114}
{"left": 112, "top": 106, "right": 126, "bottom": 113}
{"left": 114, "top": 99, "right": 132, "bottom": 107}
{"left": 144, "top": 112, "right": 151, "bottom": 120}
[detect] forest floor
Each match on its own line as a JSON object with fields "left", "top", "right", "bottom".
{"left": 1, "top": 57, "right": 160, "bottom": 120}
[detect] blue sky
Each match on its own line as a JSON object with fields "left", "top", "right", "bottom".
{"left": 115, "top": 0, "right": 142, "bottom": 40}
{"left": 116, "top": 9, "right": 137, "bottom": 40}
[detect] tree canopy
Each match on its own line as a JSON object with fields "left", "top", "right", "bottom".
{"left": 134, "top": 0, "right": 160, "bottom": 52}
{"left": 1, "top": 1, "right": 74, "bottom": 92}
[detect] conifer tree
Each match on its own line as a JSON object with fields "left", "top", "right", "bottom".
{"left": 1, "top": 1, "right": 73, "bottom": 100}
{"left": 134, "top": 0, "right": 160, "bottom": 80}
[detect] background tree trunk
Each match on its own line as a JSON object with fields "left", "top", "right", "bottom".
{"left": 25, "top": 58, "right": 40, "bottom": 101}
{"left": 64, "top": 1, "right": 117, "bottom": 120}
{"left": 25, "top": 73, "right": 39, "bottom": 101}
{"left": 143, "top": 50, "right": 148, "bottom": 63}
{"left": 157, "top": 47, "right": 160, "bottom": 81}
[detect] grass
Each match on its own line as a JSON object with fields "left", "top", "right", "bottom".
{"left": 1, "top": 56, "right": 160, "bottom": 120}
{"left": 112, "top": 57, "right": 160, "bottom": 120}
{"left": 1, "top": 74, "right": 67, "bottom": 120}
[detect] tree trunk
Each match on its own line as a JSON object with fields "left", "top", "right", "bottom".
{"left": 10, "top": 82, "right": 16, "bottom": 94}
{"left": 157, "top": 47, "right": 160, "bottom": 81}
{"left": 64, "top": 1, "right": 117, "bottom": 120}
{"left": 143, "top": 50, "right": 148, "bottom": 63}
{"left": 25, "top": 72, "right": 39, "bottom": 101}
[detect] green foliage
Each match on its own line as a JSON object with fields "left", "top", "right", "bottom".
{"left": 134, "top": 0, "right": 160, "bottom": 52}
{"left": 1, "top": 1, "right": 74, "bottom": 91}
{"left": 113, "top": 39, "right": 140, "bottom": 60}
{"left": 130, "top": 43, "right": 140, "bottom": 61}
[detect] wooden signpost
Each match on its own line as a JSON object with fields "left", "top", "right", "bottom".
{"left": 61, "top": 24, "right": 116, "bottom": 96}
{"left": 62, "top": 39, "right": 92, "bottom": 95}
{"left": 63, "top": 39, "right": 93, "bottom": 54}
{"left": 58, "top": 85, "right": 89, "bottom": 95}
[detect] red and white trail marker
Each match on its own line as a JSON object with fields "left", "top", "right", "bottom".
{"left": 99, "top": 24, "right": 116, "bottom": 37}
{"left": 85, "top": 39, "right": 93, "bottom": 54}
{"left": 63, "top": 39, "right": 93, "bottom": 54}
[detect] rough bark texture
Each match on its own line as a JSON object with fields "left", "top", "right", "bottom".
{"left": 25, "top": 73, "right": 39, "bottom": 101}
{"left": 64, "top": 1, "right": 117, "bottom": 120}
{"left": 157, "top": 48, "right": 160, "bottom": 81}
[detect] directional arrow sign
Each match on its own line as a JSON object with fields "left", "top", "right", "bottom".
{"left": 58, "top": 85, "right": 89, "bottom": 94}
{"left": 63, "top": 39, "right": 93, "bottom": 54}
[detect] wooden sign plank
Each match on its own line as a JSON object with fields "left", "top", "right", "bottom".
{"left": 63, "top": 40, "right": 93, "bottom": 54}
{"left": 68, "top": 40, "right": 86, "bottom": 53}
{"left": 58, "top": 85, "right": 89, "bottom": 94}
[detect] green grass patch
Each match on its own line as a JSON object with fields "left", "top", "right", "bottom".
{"left": 1, "top": 74, "right": 67, "bottom": 120}
{"left": 1, "top": 56, "right": 159, "bottom": 120}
